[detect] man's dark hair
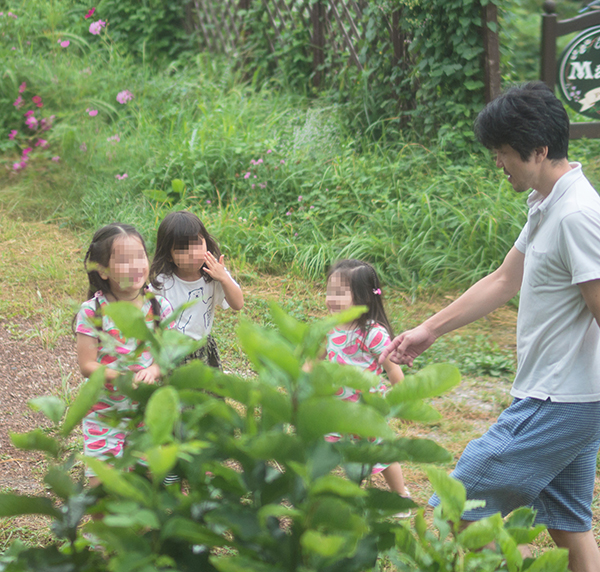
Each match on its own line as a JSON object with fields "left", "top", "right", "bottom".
{"left": 474, "top": 81, "right": 569, "bottom": 161}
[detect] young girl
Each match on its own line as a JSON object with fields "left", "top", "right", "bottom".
{"left": 75, "top": 223, "right": 173, "bottom": 488}
{"left": 325, "top": 259, "right": 410, "bottom": 515}
{"left": 149, "top": 211, "right": 243, "bottom": 368}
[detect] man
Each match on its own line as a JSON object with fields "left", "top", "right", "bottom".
{"left": 381, "top": 82, "right": 600, "bottom": 572}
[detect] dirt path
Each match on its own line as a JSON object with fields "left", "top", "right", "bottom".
{"left": 0, "top": 324, "right": 79, "bottom": 495}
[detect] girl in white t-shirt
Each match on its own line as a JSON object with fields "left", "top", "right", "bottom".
{"left": 149, "top": 211, "right": 244, "bottom": 368}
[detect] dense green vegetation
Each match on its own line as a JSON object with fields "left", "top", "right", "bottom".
{"left": 3, "top": 0, "right": 600, "bottom": 293}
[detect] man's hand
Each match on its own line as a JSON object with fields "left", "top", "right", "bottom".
{"left": 379, "top": 324, "right": 437, "bottom": 367}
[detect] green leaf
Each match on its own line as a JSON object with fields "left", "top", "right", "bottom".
{"left": 171, "top": 179, "right": 185, "bottom": 195}
{"left": 210, "top": 555, "right": 286, "bottom": 572}
{"left": 301, "top": 530, "right": 346, "bottom": 557}
{"left": 386, "top": 364, "right": 460, "bottom": 403}
{"left": 297, "top": 398, "right": 394, "bottom": 441}
{"left": 162, "top": 516, "right": 230, "bottom": 546}
{"left": 426, "top": 467, "right": 465, "bottom": 524}
{"left": 44, "top": 466, "right": 76, "bottom": 500}
{"left": 142, "top": 189, "right": 169, "bottom": 202}
{"left": 310, "top": 475, "right": 367, "bottom": 498}
{"left": 144, "top": 444, "right": 179, "bottom": 481}
{"left": 391, "top": 400, "right": 441, "bottom": 422}
{"left": 81, "top": 457, "right": 151, "bottom": 506}
{"left": 28, "top": 396, "right": 65, "bottom": 425}
{"left": 457, "top": 513, "right": 503, "bottom": 549}
{"left": 10, "top": 429, "right": 59, "bottom": 457}
{"left": 526, "top": 548, "right": 569, "bottom": 571}
{"left": 61, "top": 367, "right": 107, "bottom": 436}
{"left": 269, "top": 302, "right": 307, "bottom": 345}
{"left": 496, "top": 528, "right": 522, "bottom": 572}
{"left": 336, "top": 437, "right": 452, "bottom": 465}
{"left": 0, "top": 494, "right": 60, "bottom": 518}
{"left": 145, "top": 385, "right": 179, "bottom": 445}
{"left": 102, "top": 301, "right": 155, "bottom": 342}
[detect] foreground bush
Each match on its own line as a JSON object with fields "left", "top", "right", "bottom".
{"left": 0, "top": 304, "right": 567, "bottom": 571}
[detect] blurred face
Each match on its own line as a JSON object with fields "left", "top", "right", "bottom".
{"left": 105, "top": 235, "right": 149, "bottom": 295}
{"left": 326, "top": 272, "right": 353, "bottom": 314}
{"left": 171, "top": 236, "right": 207, "bottom": 272}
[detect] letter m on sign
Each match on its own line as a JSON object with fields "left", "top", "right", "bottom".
{"left": 568, "top": 61, "right": 594, "bottom": 80}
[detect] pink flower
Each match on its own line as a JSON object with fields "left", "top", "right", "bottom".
{"left": 32, "top": 95, "right": 42, "bottom": 107}
{"left": 35, "top": 139, "right": 48, "bottom": 148}
{"left": 116, "top": 90, "right": 133, "bottom": 104}
{"left": 259, "top": 183, "right": 266, "bottom": 189}
{"left": 80, "top": 143, "right": 87, "bottom": 152}
{"left": 11, "top": 47, "right": 16, "bottom": 51}
{"left": 8, "top": 130, "right": 17, "bottom": 140}
{"left": 257, "top": 158, "right": 263, "bottom": 164}
{"left": 286, "top": 211, "right": 291, "bottom": 216}
{"left": 107, "top": 134, "right": 120, "bottom": 142}
{"left": 89, "top": 20, "right": 105, "bottom": 35}
{"left": 51, "top": 156, "right": 60, "bottom": 162}
{"left": 13, "top": 95, "right": 23, "bottom": 108}
{"left": 298, "top": 195, "right": 303, "bottom": 201}
{"left": 206, "top": 199, "right": 211, "bottom": 204}
{"left": 7, "top": 12, "right": 17, "bottom": 19}
{"left": 310, "top": 205, "right": 315, "bottom": 209}
{"left": 115, "top": 173, "right": 128, "bottom": 180}
{"left": 24, "top": 110, "right": 34, "bottom": 118}
{"left": 280, "top": 159, "right": 285, "bottom": 164}
{"left": 86, "top": 108, "right": 98, "bottom": 117}
{"left": 60, "top": 40, "right": 70, "bottom": 48}
{"left": 251, "top": 184, "right": 255, "bottom": 189}
{"left": 19, "top": 83, "right": 26, "bottom": 93}
{"left": 267, "top": 149, "right": 272, "bottom": 154}
{"left": 25, "top": 116, "right": 38, "bottom": 130}
{"left": 22, "top": 147, "right": 32, "bottom": 156}
{"left": 294, "top": 232, "right": 298, "bottom": 237}
{"left": 84, "top": 7, "right": 96, "bottom": 19}
{"left": 244, "top": 172, "right": 251, "bottom": 179}
{"left": 40, "top": 116, "right": 55, "bottom": 132}
{"left": 13, "top": 162, "right": 24, "bottom": 171}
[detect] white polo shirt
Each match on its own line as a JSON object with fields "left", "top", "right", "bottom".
{"left": 512, "top": 163, "right": 600, "bottom": 402}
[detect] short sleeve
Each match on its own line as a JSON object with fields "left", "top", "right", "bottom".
{"left": 75, "top": 301, "right": 99, "bottom": 338}
{"left": 364, "top": 324, "right": 390, "bottom": 357}
{"left": 558, "top": 210, "right": 600, "bottom": 284}
{"left": 514, "top": 222, "right": 528, "bottom": 254}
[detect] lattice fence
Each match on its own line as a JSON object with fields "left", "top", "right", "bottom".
{"left": 189, "top": 0, "right": 498, "bottom": 100}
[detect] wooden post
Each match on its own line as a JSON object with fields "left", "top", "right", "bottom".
{"left": 482, "top": 1, "right": 501, "bottom": 102}
{"left": 540, "top": 0, "right": 558, "bottom": 90}
{"left": 311, "top": 1, "right": 325, "bottom": 88}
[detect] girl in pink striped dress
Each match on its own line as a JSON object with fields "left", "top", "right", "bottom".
{"left": 75, "top": 224, "right": 172, "bottom": 488}
{"left": 325, "top": 259, "right": 410, "bottom": 514}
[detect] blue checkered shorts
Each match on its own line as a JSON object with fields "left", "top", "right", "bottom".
{"left": 429, "top": 397, "right": 600, "bottom": 532}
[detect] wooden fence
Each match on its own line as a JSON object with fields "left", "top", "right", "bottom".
{"left": 187, "top": 0, "right": 500, "bottom": 102}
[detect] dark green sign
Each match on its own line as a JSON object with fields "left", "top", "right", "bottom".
{"left": 558, "top": 26, "right": 600, "bottom": 119}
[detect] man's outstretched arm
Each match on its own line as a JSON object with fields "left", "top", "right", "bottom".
{"left": 381, "top": 246, "right": 525, "bottom": 366}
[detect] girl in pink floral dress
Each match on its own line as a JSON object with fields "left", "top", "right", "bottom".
{"left": 75, "top": 223, "right": 172, "bottom": 487}
{"left": 325, "top": 259, "right": 410, "bottom": 515}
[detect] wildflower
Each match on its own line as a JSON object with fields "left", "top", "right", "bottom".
{"left": 259, "top": 183, "right": 266, "bottom": 189}
{"left": 25, "top": 116, "right": 38, "bottom": 130}
{"left": 253, "top": 175, "right": 257, "bottom": 178}
{"left": 250, "top": 159, "right": 257, "bottom": 166}
{"left": 84, "top": 7, "right": 96, "bottom": 19}
{"left": 116, "top": 90, "right": 134, "bottom": 104}
{"left": 22, "top": 147, "right": 32, "bottom": 156}
{"left": 206, "top": 199, "right": 211, "bottom": 204}
{"left": 40, "top": 115, "right": 55, "bottom": 132}
{"left": 60, "top": 40, "right": 70, "bottom": 48}
{"left": 18, "top": 82, "right": 26, "bottom": 93}
{"left": 51, "top": 156, "right": 60, "bottom": 162}
{"left": 115, "top": 173, "right": 128, "bottom": 180}
{"left": 13, "top": 95, "right": 23, "bottom": 108}
{"left": 280, "top": 159, "right": 285, "bottom": 164}
{"left": 244, "top": 172, "right": 251, "bottom": 179}
{"left": 298, "top": 195, "right": 302, "bottom": 202}
{"left": 24, "top": 110, "right": 34, "bottom": 117}
{"left": 0, "top": 13, "right": 3, "bottom": 16}
{"left": 294, "top": 232, "right": 298, "bottom": 237}
{"left": 13, "top": 162, "right": 23, "bottom": 171}
{"left": 11, "top": 47, "right": 16, "bottom": 51}
{"left": 8, "top": 130, "right": 17, "bottom": 140}
{"left": 35, "top": 139, "right": 48, "bottom": 148}
{"left": 310, "top": 205, "right": 315, "bottom": 209}
{"left": 286, "top": 211, "right": 291, "bottom": 216}
{"left": 267, "top": 149, "right": 272, "bottom": 154}
{"left": 257, "top": 158, "right": 263, "bottom": 164}
{"left": 32, "top": 95, "right": 42, "bottom": 107}
{"left": 80, "top": 143, "right": 87, "bottom": 152}
{"left": 86, "top": 108, "right": 98, "bottom": 117}
{"left": 89, "top": 20, "right": 106, "bottom": 35}
{"left": 251, "top": 184, "right": 255, "bottom": 189}
{"left": 7, "top": 12, "right": 17, "bottom": 18}
{"left": 107, "top": 134, "right": 120, "bottom": 142}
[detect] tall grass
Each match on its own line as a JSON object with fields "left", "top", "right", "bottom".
{"left": 3, "top": 0, "right": 600, "bottom": 291}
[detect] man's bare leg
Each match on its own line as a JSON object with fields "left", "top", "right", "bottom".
{"left": 548, "top": 529, "right": 600, "bottom": 572}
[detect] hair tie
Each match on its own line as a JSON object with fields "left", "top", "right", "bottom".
{"left": 373, "top": 288, "right": 381, "bottom": 295}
